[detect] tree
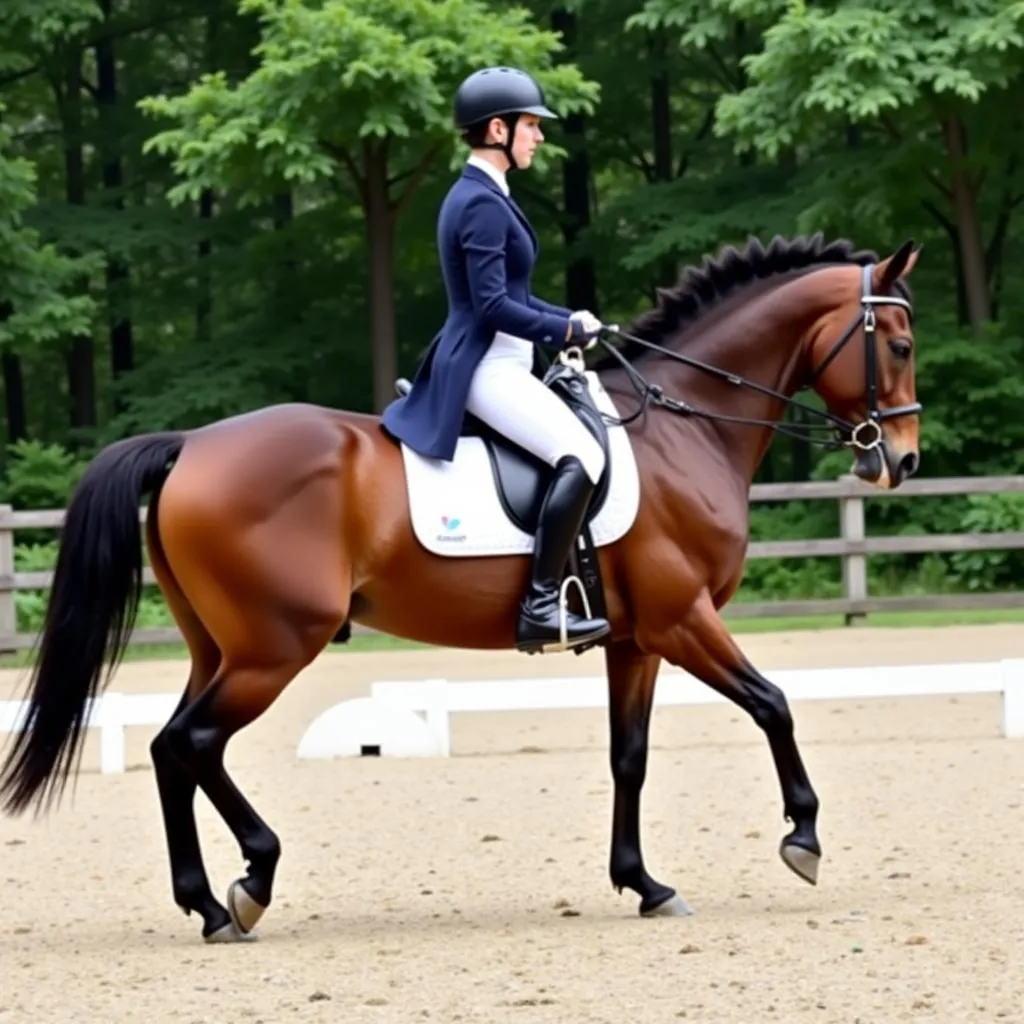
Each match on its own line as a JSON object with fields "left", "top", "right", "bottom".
{"left": 139, "top": 0, "right": 599, "bottom": 412}
{"left": 0, "top": 0, "right": 99, "bottom": 85}
{"left": 582, "top": 0, "right": 802, "bottom": 307}
{"left": 0, "top": 112, "right": 95, "bottom": 355}
{"left": 693, "top": 0, "right": 1024, "bottom": 334}
{"left": 1, "top": 0, "right": 101, "bottom": 446}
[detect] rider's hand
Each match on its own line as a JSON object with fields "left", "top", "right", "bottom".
{"left": 567, "top": 310, "right": 604, "bottom": 349}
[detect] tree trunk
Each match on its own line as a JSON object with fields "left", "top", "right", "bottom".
{"left": 921, "top": 201, "right": 967, "bottom": 325}
{"left": 984, "top": 154, "right": 1020, "bottom": 323}
{"left": 0, "top": 303, "right": 26, "bottom": 443}
{"left": 273, "top": 191, "right": 293, "bottom": 232}
{"left": 945, "top": 224, "right": 968, "bottom": 327}
{"left": 551, "top": 7, "right": 597, "bottom": 313}
{"left": 648, "top": 30, "right": 676, "bottom": 288}
{"left": 272, "top": 191, "right": 296, "bottom": 303}
{"left": 943, "top": 115, "right": 991, "bottom": 332}
{"left": 195, "top": 10, "right": 223, "bottom": 346}
{"left": 196, "top": 189, "right": 215, "bottom": 343}
{"left": 560, "top": 112, "right": 598, "bottom": 313}
{"left": 1, "top": 352, "right": 27, "bottom": 444}
{"left": 61, "top": 50, "right": 97, "bottom": 434}
{"left": 95, "top": 0, "right": 134, "bottom": 411}
{"left": 363, "top": 139, "right": 396, "bottom": 413}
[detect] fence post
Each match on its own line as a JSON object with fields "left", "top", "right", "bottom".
{"left": 0, "top": 505, "right": 15, "bottom": 653}
{"left": 838, "top": 477, "right": 867, "bottom": 625}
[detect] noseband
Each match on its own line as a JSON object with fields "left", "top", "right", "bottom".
{"left": 570, "top": 262, "right": 922, "bottom": 452}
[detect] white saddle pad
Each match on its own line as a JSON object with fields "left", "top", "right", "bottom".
{"left": 399, "top": 371, "right": 641, "bottom": 557}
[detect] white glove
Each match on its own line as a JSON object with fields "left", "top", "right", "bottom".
{"left": 568, "top": 310, "right": 604, "bottom": 349}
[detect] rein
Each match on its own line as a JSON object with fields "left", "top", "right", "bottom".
{"left": 566, "top": 263, "right": 921, "bottom": 452}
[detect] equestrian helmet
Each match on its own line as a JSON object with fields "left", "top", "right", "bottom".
{"left": 453, "top": 67, "right": 557, "bottom": 129}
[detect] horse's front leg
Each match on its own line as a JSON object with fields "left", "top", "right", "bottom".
{"left": 605, "top": 638, "right": 695, "bottom": 917}
{"left": 637, "top": 590, "right": 822, "bottom": 886}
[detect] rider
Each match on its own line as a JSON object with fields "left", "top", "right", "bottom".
{"left": 381, "top": 66, "right": 611, "bottom": 654}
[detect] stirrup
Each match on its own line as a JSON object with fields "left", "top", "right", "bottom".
{"left": 518, "top": 575, "right": 606, "bottom": 655}
{"left": 557, "top": 574, "right": 593, "bottom": 649}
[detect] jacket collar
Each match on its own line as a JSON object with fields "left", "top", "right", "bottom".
{"left": 466, "top": 154, "right": 509, "bottom": 195}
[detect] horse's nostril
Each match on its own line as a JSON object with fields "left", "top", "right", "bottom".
{"left": 897, "top": 451, "right": 919, "bottom": 482}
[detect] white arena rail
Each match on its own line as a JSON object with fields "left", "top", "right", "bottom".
{"left": 6, "top": 661, "right": 1024, "bottom": 771}
{"left": 0, "top": 692, "right": 180, "bottom": 774}
{"left": 366, "top": 660, "right": 1024, "bottom": 757}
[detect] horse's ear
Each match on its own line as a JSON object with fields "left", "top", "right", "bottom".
{"left": 872, "top": 239, "right": 920, "bottom": 293}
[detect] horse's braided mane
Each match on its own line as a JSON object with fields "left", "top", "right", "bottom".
{"left": 589, "top": 232, "right": 912, "bottom": 370}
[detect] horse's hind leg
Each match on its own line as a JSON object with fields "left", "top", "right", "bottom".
{"left": 147, "top": 517, "right": 235, "bottom": 939}
{"left": 151, "top": 679, "right": 231, "bottom": 939}
{"left": 639, "top": 589, "right": 822, "bottom": 886}
{"left": 162, "top": 652, "right": 319, "bottom": 941}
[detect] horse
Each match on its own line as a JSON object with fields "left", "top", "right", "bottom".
{"left": 0, "top": 233, "right": 921, "bottom": 943}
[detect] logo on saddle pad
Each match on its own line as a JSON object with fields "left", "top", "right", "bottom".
{"left": 437, "top": 514, "right": 466, "bottom": 543}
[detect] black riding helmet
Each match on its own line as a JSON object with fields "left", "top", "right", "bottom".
{"left": 453, "top": 67, "right": 557, "bottom": 169}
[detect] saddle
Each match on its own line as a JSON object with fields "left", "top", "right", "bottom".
{"left": 392, "top": 358, "right": 613, "bottom": 651}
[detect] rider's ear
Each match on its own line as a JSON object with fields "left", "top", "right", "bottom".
{"left": 872, "top": 240, "right": 919, "bottom": 293}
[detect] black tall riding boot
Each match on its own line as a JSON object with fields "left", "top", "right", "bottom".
{"left": 515, "top": 455, "right": 612, "bottom": 653}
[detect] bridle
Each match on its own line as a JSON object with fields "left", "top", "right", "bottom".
{"left": 804, "top": 262, "right": 922, "bottom": 449}
{"left": 564, "top": 262, "right": 922, "bottom": 452}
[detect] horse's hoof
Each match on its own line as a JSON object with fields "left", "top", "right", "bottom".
{"left": 780, "top": 842, "right": 820, "bottom": 885}
{"left": 640, "top": 893, "right": 695, "bottom": 918}
{"left": 227, "top": 879, "right": 267, "bottom": 936}
{"left": 203, "top": 920, "right": 258, "bottom": 944}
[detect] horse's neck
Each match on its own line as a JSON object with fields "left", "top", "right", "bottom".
{"left": 640, "top": 273, "right": 830, "bottom": 485}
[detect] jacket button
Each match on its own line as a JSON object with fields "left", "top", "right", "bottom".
{"left": 543, "top": 335, "right": 552, "bottom": 342}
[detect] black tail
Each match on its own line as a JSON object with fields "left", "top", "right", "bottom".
{"left": 0, "top": 431, "right": 185, "bottom": 815}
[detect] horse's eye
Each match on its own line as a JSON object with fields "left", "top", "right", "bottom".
{"left": 889, "top": 338, "right": 912, "bottom": 360}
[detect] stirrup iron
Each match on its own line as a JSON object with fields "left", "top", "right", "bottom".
{"left": 557, "top": 573, "right": 592, "bottom": 650}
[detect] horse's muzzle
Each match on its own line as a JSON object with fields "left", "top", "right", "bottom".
{"left": 852, "top": 441, "right": 919, "bottom": 489}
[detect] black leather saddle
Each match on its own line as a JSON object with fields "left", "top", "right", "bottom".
{"left": 392, "top": 362, "right": 612, "bottom": 533}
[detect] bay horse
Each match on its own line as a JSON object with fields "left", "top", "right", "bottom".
{"left": 0, "top": 234, "right": 921, "bottom": 943}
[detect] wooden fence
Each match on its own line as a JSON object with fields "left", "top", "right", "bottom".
{"left": 729, "top": 473, "right": 1024, "bottom": 621}
{"left": 1, "top": 473, "right": 1023, "bottom": 651}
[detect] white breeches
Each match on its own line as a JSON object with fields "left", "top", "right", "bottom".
{"left": 465, "top": 332, "right": 606, "bottom": 485}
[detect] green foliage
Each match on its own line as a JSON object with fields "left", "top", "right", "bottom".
{"left": 709, "top": 0, "right": 1024, "bottom": 157}
{"left": 949, "top": 493, "right": 1024, "bottom": 592}
{"left": 0, "top": 0, "right": 99, "bottom": 72}
{"left": 736, "top": 485, "right": 1024, "bottom": 606}
{"left": 138, "top": 0, "right": 600, "bottom": 206}
{"left": 0, "top": 439, "right": 89, "bottom": 546}
{"left": 739, "top": 499, "right": 842, "bottom": 602}
{"left": 0, "top": 106, "right": 98, "bottom": 349}
{"left": 911, "top": 321, "right": 1024, "bottom": 475}
{"left": 0, "top": 438, "right": 87, "bottom": 509}
{"left": 599, "top": 163, "right": 810, "bottom": 273}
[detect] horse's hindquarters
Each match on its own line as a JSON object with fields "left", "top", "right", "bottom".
{"left": 152, "top": 406, "right": 363, "bottom": 663}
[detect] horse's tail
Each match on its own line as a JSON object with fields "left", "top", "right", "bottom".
{"left": 0, "top": 431, "right": 186, "bottom": 816}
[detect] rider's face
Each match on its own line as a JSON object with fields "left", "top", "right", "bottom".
{"left": 486, "top": 114, "right": 544, "bottom": 169}
{"left": 511, "top": 115, "right": 543, "bottom": 169}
